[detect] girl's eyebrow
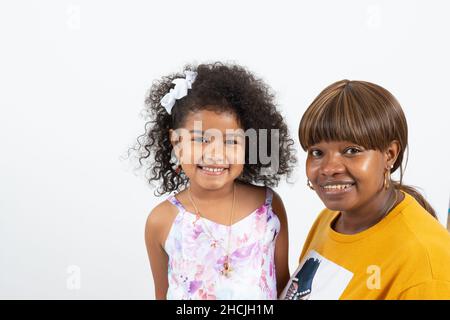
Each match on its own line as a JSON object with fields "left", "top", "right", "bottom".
{"left": 189, "top": 130, "right": 244, "bottom": 138}
{"left": 225, "top": 132, "right": 245, "bottom": 138}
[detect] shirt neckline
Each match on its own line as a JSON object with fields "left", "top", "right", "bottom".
{"left": 170, "top": 194, "right": 269, "bottom": 228}
{"left": 327, "top": 191, "right": 413, "bottom": 243}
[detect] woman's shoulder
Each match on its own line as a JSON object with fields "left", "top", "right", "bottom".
{"left": 398, "top": 192, "right": 450, "bottom": 241}
{"left": 302, "top": 207, "right": 338, "bottom": 238}
{"left": 392, "top": 193, "right": 450, "bottom": 282}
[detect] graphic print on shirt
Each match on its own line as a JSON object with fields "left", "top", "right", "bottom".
{"left": 281, "top": 250, "right": 353, "bottom": 300}
{"left": 283, "top": 257, "right": 320, "bottom": 299}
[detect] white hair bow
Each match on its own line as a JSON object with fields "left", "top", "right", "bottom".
{"left": 160, "top": 70, "right": 197, "bottom": 114}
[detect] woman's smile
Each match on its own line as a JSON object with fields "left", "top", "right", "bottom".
{"left": 306, "top": 140, "right": 387, "bottom": 212}
{"left": 319, "top": 180, "right": 356, "bottom": 197}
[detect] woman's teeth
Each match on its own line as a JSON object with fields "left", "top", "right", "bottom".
{"left": 323, "top": 184, "right": 353, "bottom": 190}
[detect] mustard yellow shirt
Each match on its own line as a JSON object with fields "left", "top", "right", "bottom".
{"left": 281, "top": 192, "right": 450, "bottom": 300}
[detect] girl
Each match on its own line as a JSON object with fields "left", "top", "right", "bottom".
{"left": 135, "top": 63, "right": 296, "bottom": 299}
{"left": 281, "top": 80, "right": 450, "bottom": 300}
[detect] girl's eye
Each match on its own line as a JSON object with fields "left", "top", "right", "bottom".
{"left": 225, "top": 139, "right": 238, "bottom": 145}
{"left": 309, "top": 149, "right": 322, "bottom": 157}
{"left": 192, "top": 137, "right": 209, "bottom": 143}
{"left": 344, "top": 147, "right": 362, "bottom": 155}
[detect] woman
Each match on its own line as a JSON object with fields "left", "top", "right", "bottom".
{"left": 281, "top": 80, "right": 450, "bottom": 300}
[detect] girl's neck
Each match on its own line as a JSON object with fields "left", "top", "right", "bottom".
{"left": 188, "top": 181, "right": 236, "bottom": 202}
{"left": 335, "top": 188, "right": 402, "bottom": 234}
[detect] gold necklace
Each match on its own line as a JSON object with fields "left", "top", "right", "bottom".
{"left": 335, "top": 189, "right": 399, "bottom": 232}
{"left": 378, "top": 189, "right": 399, "bottom": 222}
{"left": 187, "top": 183, "right": 236, "bottom": 277}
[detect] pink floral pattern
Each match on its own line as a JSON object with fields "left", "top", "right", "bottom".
{"left": 164, "top": 188, "right": 280, "bottom": 300}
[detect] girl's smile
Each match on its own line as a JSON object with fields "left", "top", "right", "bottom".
{"left": 171, "top": 109, "right": 245, "bottom": 191}
{"left": 197, "top": 164, "right": 230, "bottom": 176}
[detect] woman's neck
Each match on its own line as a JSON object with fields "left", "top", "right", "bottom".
{"left": 335, "top": 188, "right": 401, "bottom": 234}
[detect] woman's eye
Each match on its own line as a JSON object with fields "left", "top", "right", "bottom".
{"left": 344, "top": 147, "right": 361, "bottom": 155}
{"left": 309, "top": 149, "right": 322, "bottom": 157}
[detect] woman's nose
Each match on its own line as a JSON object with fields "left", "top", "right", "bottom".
{"left": 319, "top": 153, "right": 345, "bottom": 176}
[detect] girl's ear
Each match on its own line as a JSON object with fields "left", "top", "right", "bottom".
{"left": 169, "top": 129, "right": 184, "bottom": 146}
{"left": 169, "top": 129, "right": 177, "bottom": 148}
{"left": 169, "top": 129, "right": 182, "bottom": 159}
{"left": 384, "top": 140, "right": 401, "bottom": 168}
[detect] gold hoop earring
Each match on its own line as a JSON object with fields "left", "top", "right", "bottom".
{"left": 384, "top": 165, "right": 394, "bottom": 190}
{"left": 307, "top": 179, "right": 315, "bottom": 190}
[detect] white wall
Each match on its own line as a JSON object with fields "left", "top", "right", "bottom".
{"left": 1, "top": 0, "right": 448, "bottom": 299}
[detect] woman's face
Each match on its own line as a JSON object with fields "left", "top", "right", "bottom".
{"left": 170, "top": 109, "right": 245, "bottom": 191}
{"left": 306, "top": 140, "right": 390, "bottom": 212}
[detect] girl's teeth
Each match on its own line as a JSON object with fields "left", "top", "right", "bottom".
{"left": 323, "top": 184, "right": 352, "bottom": 190}
{"left": 202, "top": 167, "right": 225, "bottom": 173}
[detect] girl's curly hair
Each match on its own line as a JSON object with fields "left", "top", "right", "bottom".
{"left": 129, "top": 62, "right": 296, "bottom": 196}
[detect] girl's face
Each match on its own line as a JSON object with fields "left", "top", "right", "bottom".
{"left": 306, "top": 140, "right": 393, "bottom": 212}
{"left": 170, "top": 109, "right": 245, "bottom": 191}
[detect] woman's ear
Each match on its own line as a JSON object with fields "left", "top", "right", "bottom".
{"left": 384, "top": 140, "right": 401, "bottom": 168}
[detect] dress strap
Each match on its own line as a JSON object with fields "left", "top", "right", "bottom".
{"left": 265, "top": 187, "right": 274, "bottom": 206}
{"left": 167, "top": 194, "right": 186, "bottom": 212}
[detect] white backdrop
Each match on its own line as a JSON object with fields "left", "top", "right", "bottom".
{"left": 1, "top": 0, "right": 449, "bottom": 299}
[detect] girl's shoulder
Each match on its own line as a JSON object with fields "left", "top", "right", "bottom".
{"left": 236, "top": 183, "right": 268, "bottom": 208}
{"left": 239, "top": 182, "right": 283, "bottom": 203}
{"left": 149, "top": 197, "right": 179, "bottom": 218}
{"left": 237, "top": 183, "right": 286, "bottom": 218}
{"left": 237, "top": 182, "right": 267, "bottom": 196}
{"left": 145, "top": 196, "right": 181, "bottom": 246}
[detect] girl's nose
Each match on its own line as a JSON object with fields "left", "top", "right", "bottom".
{"left": 203, "top": 140, "right": 226, "bottom": 164}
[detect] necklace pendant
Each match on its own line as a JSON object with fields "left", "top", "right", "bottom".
{"left": 223, "top": 261, "right": 232, "bottom": 277}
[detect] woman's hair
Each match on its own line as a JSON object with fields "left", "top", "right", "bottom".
{"left": 130, "top": 62, "right": 296, "bottom": 195}
{"left": 298, "top": 80, "right": 436, "bottom": 218}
